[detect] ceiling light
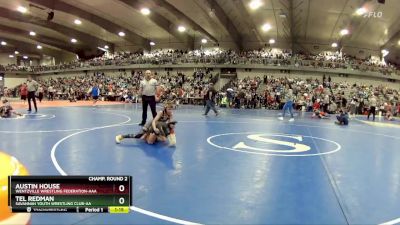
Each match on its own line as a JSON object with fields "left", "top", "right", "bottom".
{"left": 355, "top": 7, "right": 367, "bottom": 15}
{"left": 23, "top": 56, "right": 28, "bottom": 59}
{"left": 398, "top": 40, "right": 400, "bottom": 45}
{"left": 340, "top": 29, "right": 349, "bottom": 36}
{"left": 269, "top": 39, "right": 275, "bottom": 44}
{"left": 37, "top": 45, "right": 42, "bottom": 49}
{"left": 141, "top": 8, "right": 150, "bottom": 15}
{"left": 331, "top": 42, "right": 338, "bottom": 48}
{"left": 29, "top": 31, "right": 36, "bottom": 36}
{"left": 201, "top": 38, "right": 207, "bottom": 44}
{"left": 17, "top": 6, "right": 27, "bottom": 13}
{"left": 150, "top": 41, "right": 155, "bottom": 46}
{"left": 9, "top": 55, "right": 14, "bottom": 58}
{"left": 1, "top": 41, "right": 6, "bottom": 46}
{"left": 104, "top": 45, "right": 109, "bottom": 49}
{"left": 15, "top": 51, "right": 19, "bottom": 54}
{"left": 97, "top": 47, "right": 108, "bottom": 52}
{"left": 71, "top": 38, "right": 77, "bottom": 43}
{"left": 178, "top": 26, "right": 186, "bottom": 32}
{"left": 249, "top": 0, "right": 263, "bottom": 10}
{"left": 74, "top": 19, "right": 82, "bottom": 25}
{"left": 262, "top": 23, "right": 272, "bottom": 32}
{"left": 118, "top": 31, "right": 125, "bottom": 37}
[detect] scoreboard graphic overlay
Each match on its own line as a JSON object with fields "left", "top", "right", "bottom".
{"left": 8, "top": 176, "right": 132, "bottom": 213}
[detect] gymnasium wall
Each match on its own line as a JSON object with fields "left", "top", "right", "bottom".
{"left": 4, "top": 74, "right": 29, "bottom": 88}
{"left": 40, "top": 57, "right": 55, "bottom": 66}
{"left": 54, "top": 52, "right": 77, "bottom": 65}
{"left": 113, "top": 35, "right": 241, "bottom": 53}
{"left": 0, "top": 54, "right": 46, "bottom": 67}
{"left": 0, "top": 54, "right": 17, "bottom": 65}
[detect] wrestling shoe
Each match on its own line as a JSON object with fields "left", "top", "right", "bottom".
{"left": 115, "top": 135, "right": 123, "bottom": 144}
{"left": 289, "top": 118, "right": 294, "bottom": 122}
{"left": 278, "top": 117, "right": 283, "bottom": 120}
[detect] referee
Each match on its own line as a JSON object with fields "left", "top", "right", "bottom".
{"left": 139, "top": 70, "right": 158, "bottom": 126}
{"left": 27, "top": 76, "right": 39, "bottom": 113}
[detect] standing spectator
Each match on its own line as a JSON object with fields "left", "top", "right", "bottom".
{"left": 68, "top": 87, "right": 76, "bottom": 102}
{"left": 139, "top": 70, "right": 158, "bottom": 126}
{"left": 349, "top": 97, "right": 357, "bottom": 117}
{"left": 322, "top": 94, "right": 330, "bottom": 112}
{"left": 26, "top": 76, "right": 38, "bottom": 113}
{"left": 341, "top": 95, "right": 347, "bottom": 108}
{"left": 278, "top": 89, "right": 295, "bottom": 121}
{"left": 37, "top": 85, "right": 44, "bottom": 103}
{"left": 203, "top": 82, "right": 218, "bottom": 116}
{"left": 91, "top": 83, "right": 100, "bottom": 106}
{"left": 48, "top": 85, "right": 55, "bottom": 101}
{"left": 313, "top": 99, "right": 321, "bottom": 111}
{"left": 20, "top": 83, "right": 28, "bottom": 104}
{"left": 367, "top": 94, "right": 377, "bottom": 121}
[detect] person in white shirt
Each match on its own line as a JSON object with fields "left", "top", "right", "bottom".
{"left": 37, "top": 85, "right": 44, "bottom": 103}
{"left": 48, "top": 86, "right": 55, "bottom": 101}
{"left": 349, "top": 98, "right": 357, "bottom": 117}
{"left": 323, "top": 94, "right": 330, "bottom": 112}
{"left": 26, "top": 76, "right": 39, "bottom": 112}
{"left": 367, "top": 94, "right": 377, "bottom": 121}
{"left": 139, "top": 70, "right": 158, "bottom": 126}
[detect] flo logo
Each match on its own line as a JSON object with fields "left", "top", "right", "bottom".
{"left": 363, "top": 12, "right": 383, "bottom": 18}
{"left": 207, "top": 133, "right": 341, "bottom": 157}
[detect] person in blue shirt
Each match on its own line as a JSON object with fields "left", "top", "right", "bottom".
{"left": 278, "top": 88, "right": 295, "bottom": 121}
{"left": 91, "top": 83, "right": 100, "bottom": 106}
{"left": 335, "top": 109, "right": 349, "bottom": 125}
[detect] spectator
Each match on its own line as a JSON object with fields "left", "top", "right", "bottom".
{"left": 20, "top": 83, "right": 27, "bottom": 104}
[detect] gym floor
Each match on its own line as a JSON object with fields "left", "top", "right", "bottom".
{"left": 1, "top": 102, "right": 400, "bottom": 225}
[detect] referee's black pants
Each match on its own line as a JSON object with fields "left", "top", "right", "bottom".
{"left": 368, "top": 106, "right": 376, "bottom": 121}
{"left": 141, "top": 95, "right": 157, "bottom": 124}
{"left": 28, "top": 91, "right": 37, "bottom": 112}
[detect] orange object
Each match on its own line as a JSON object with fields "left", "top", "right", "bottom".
{"left": 0, "top": 152, "right": 31, "bottom": 225}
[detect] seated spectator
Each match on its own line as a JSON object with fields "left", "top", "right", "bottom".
{"left": 219, "top": 95, "right": 228, "bottom": 108}
{"left": 335, "top": 109, "right": 349, "bottom": 125}
{"left": 328, "top": 101, "right": 338, "bottom": 114}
